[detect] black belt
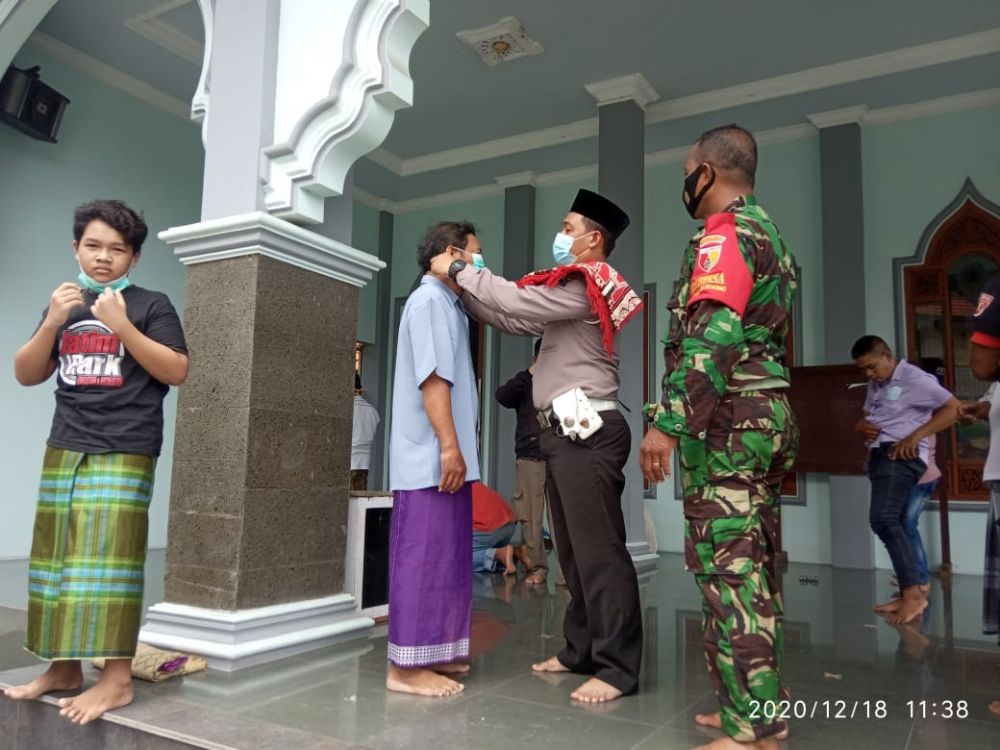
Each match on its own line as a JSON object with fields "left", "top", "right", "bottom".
{"left": 517, "top": 456, "right": 545, "bottom": 462}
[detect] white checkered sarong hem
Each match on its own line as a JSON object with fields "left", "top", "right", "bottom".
{"left": 387, "top": 638, "right": 470, "bottom": 667}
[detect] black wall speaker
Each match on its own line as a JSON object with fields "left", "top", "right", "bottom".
{"left": 0, "top": 65, "right": 70, "bottom": 143}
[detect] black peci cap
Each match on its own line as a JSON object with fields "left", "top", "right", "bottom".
{"left": 570, "top": 189, "right": 630, "bottom": 239}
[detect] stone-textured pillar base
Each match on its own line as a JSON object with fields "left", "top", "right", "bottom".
{"left": 139, "top": 595, "right": 374, "bottom": 672}
{"left": 144, "top": 214, "right": 384, "bottom": 669}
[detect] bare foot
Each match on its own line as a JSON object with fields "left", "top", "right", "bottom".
{"left": 694, "top": 711, "right": 724, "bottom": 729}
{"left": 988, "top": 700, "right": 1000, "bottom": 719}
{"left": 525, "top": 570, "right": 547, "bottom": 585}
{"left": 58, "top": 660, "right": 133, "bottom": 725}
{"left": 874, "top": 598, "right": 902, "bottom": 613}
{"left": 515, "top": 545, "right": 532, "bottom": 570}
{"left": 499, "top": 545, "right": 516, "bottom": 576}
{"left": 694, "top": 712, "right": 789, "bottom": 740}
{"left": 531, "top": 655, "right": 570, "bottom": 673}
{"left": 432, "top": 662, "right": 471, "bottom": 675}
{"left": 692, "top": 736, "right": 780, "bottom": 750}
{"left": 884, "top": 589, "right": 929, "bottom": 625}
{"left": 571, "top": 677, "right": 622, "bottom": 703}
{"left": 386, "top": 665, "right": 464, "bottom": 697}
{"left": 4, "top": 661, "right": 83, "bottom": 700}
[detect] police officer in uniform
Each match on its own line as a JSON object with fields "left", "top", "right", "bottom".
{"left": 430, "top": 190, "right": 644, "bottom": 703}
{"left": 641, "top": 125, "right": 798, "bottom": 750}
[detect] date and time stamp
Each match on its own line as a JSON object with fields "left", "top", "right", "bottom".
{"left": 749, "top": 699, "right": 971, "bottom": 721}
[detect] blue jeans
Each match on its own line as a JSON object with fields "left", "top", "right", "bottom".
{"left": 904, "top": 479, "right": 937, "bottom": 586}
{"left": 472, "top": 521, "right": 522, "bottom": 572}
{"left": 868, "top": 445, "right": 926, "bottom": 589}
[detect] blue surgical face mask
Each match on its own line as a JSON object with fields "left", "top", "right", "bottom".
{"left": 552, "top": 233, "right": 577, "bottom": 266}
{"left": 552, "top": 231, "right": 596, "bottom": 266}
{"left": 77, "top": 263, "right": 132, "bottom": 293}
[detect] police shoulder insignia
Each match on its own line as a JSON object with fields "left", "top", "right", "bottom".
{"left": 687, "top": 213, "right": 753, "bottom": 316}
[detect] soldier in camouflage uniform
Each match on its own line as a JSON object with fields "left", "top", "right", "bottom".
{"left": 640, "top": 125, "right": 798, "bottom": 750}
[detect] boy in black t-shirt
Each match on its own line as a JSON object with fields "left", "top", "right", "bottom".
{"left": 4, "top": 200, "right": 188, "bottom": 725}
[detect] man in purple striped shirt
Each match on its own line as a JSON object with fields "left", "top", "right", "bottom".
{"left": 853, "top": 335, "right": 959, "bottom": 625}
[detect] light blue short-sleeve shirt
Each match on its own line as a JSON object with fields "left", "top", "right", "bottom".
{"left": 389, "top": 276, "right": 481, "bottom": 491}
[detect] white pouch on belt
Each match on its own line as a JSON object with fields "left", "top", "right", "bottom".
{"left": 551, "top": 388, "right": 604, "bottom": 441}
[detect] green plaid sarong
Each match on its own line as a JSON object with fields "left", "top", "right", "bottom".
{"left": 25, "top": 447, "right": 155, "bottom": 660}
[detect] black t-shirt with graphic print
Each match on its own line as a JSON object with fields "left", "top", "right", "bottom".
{"left": 38, "top": 285, "right": 188, "bottom": 457}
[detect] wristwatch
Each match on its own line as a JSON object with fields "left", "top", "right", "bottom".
{"left": 447, "top": 259, "right": 467, "bottom": 281}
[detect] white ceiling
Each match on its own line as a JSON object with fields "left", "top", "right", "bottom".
{"left": 24, "top": 0, "right": 1000, "bottom": 202}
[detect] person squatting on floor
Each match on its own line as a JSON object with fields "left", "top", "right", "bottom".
{"left": 471, "top": 481, "right": 531, "bottom": 575}
{"left": 5, "top": 200, "right": 189, "bottom": 725}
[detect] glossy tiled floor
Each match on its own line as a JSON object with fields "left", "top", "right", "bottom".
{"left": 0, "top": 551, "right": 997, "bottom": 749}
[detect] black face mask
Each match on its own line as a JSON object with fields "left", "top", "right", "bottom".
{"left": 682, "top": 164, "right": 715, "bottom": 219}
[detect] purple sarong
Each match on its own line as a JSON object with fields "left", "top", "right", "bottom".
{"left": 388, "top": 483, "right": 472, "bottom": 667}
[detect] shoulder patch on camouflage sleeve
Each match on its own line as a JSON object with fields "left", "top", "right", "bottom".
{"left": 687, "top": 212, "right": 753, "bottom": 317}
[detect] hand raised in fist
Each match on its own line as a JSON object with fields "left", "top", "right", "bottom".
{"left": 90, "top": 288, "right": 130, "bottom": 334}
{"left": 44, "top": 283, "right": 85, "bottom": 329}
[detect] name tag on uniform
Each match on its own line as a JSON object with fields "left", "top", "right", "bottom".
{"left": 887, "top": 385, "right": 902, "bottom": 401}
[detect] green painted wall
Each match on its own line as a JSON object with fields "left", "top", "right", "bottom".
{"left": 0, "top": 48, "right": 203, "bottom": 558}
{"left": 863, "top": 103, "right": 1000, "bottom": 576}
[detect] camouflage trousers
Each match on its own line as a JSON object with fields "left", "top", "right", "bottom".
{"left": 679, "top": 390, "right": 798, "bottom": 743}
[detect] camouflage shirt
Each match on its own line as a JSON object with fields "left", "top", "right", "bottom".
{"left": 652, "top": 195, "right": 797, "bottom": 438}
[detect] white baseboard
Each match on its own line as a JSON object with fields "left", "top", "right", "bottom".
{"left": 139, "top": 593, "right": 375, "bottom": 671}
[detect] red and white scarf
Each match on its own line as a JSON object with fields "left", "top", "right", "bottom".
{"left": 516, "top": 262, "right": 643, "bottom": 359}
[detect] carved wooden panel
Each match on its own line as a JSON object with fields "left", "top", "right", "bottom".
{"left": 909, "top": 269, "right": 945, "bottom": 300}
{"left": 957, "top": 465, "right": 988, "bottom": 497}
{"left": 904, "top": 195, "right": 1000, "bottom": 503}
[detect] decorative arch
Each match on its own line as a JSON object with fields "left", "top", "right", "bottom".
{"left": 0, "top": 0, "right": 59, "bottom": 74}
{"left": 893, "top": 178, "right": 1000, "bottom": 355}
{"left": 894, "top": 178, "right": 1000, "bottom": 501}
{"left": 260, "top": 0, "right": 429, "bottom": 224}
{"left": 190, "top": 0, "right": 213, "bottom": 148}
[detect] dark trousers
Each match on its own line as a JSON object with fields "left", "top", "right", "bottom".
{"left": 868, "top": 445, "right": 926, "bottom": 589}
{"left": 538, "top": 410, "right": 643, "bottom": 694}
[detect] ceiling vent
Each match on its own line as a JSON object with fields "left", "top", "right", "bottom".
{"left": 456, "top": 16, "right": 543, "bottom": 66}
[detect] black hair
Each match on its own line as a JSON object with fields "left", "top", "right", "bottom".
{"left": 533, "top": 339, "right": 542, "bottom": 357}
{"left": 416, "top": 221, "right": 477, "bottom": 272}
{"left": 694, "top": 124, "right": 758, "bottom": 187}
{"left": 73, "top": 199, "right": 148, "bottom": 253}
{"left": 851, "top": 335, "right": 891, "bottom": 360}
{"left": 581, "top": 217, "right": 615, "bottom": 255}
{"left": 355, "top": 372, "right": 363, "bottom": 391}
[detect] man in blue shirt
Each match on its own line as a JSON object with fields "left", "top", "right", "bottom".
{"left": 386, "top": 221, "right": 482, "bottom": 698}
